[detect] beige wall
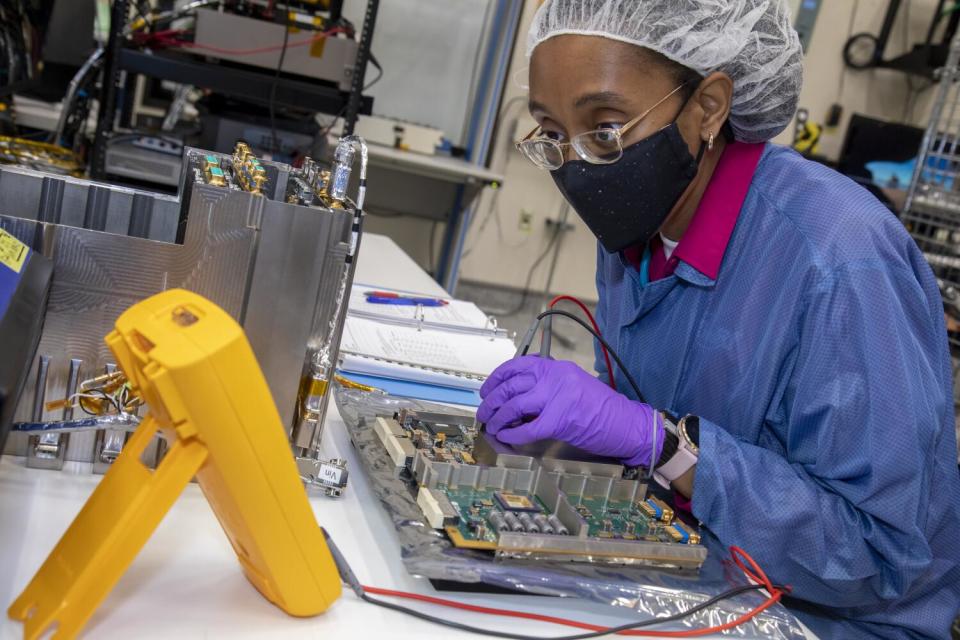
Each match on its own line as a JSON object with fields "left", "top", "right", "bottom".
{"left": 773, "top": 0, "right": 941, "bottom": 155}
{"left": 373, "top": 0, "right": 945, "bottom": 301}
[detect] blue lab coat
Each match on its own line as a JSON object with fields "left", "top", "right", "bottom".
{"left": 594, "top": 145, "right": 960, "bottom": 639}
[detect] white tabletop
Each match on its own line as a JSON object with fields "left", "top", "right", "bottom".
{"left": 0, "top": 233, "right": 813, "bottom": 640}
{"left": 353, "top": 232, "right": 447, "bottom": 298}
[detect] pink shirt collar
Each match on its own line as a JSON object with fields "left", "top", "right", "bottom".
{"left": 639, "top": 141, "right": 765, "bottom": 282}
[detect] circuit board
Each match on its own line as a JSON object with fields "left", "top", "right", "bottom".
{"left": 441, "top": 487, "right": 698, "bottom": 548}
{"left": 442, "top": 486, "right": 554, "bottom": 549}
{"left": 406, "top": 415, "right": 477, "bottom": 465}
{"left": 372, "top": 410, "right": 705, "bottom": 570}
{"left": 374, "top": 409, "right": 478, "bottom": 470}
{"left": 577, "top": 495, "right": 699, "bottom": 544}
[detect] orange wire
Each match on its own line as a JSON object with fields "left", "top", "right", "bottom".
{"left": 548, "top": 295, "right": 616, "bottom": 391}
{"left": 362, "top": 547, "right": 787, "bottom": 638}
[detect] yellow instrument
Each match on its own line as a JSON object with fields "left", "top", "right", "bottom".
{"left": 8, "top": 289, "right": 341, "bottom": 639}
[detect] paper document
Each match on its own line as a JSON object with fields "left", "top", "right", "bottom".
{"left": 339, "top": 316, "right": 516, "bottom": 386}
{"left": 349, "top": 285, "right": 497, "bottom": 334}
{"left": 339, "top": 355, "right": 485, "bottom": 391}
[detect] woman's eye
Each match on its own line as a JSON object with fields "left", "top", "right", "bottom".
{"left": 542, "top": 130, "right": 566, "bottom": 142}
{"left": 594, "top": 124, "right": 623, "bottom": 143}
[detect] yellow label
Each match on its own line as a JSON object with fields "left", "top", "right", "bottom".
{"left": 0, "top": 228, "right": 28, "bottom": 273}
{"left": 299, "top": 375, "right": 329, "bottom": 399}
{"left": 310, "top": 36, "right": 327, "bottom": 59}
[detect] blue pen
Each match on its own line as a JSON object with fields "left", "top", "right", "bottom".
{"left": 365, "top": 295, "right": 448, "bottom": 307}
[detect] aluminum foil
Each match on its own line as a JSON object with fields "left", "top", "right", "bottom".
{"left": 333, "top": 386, "right": 806, "bottom": 639}
{"left": 13, "top": 414, "right": 141, "bottom": 434}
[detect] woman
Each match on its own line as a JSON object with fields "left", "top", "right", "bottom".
{"left": 476, "top": 2, "right": 960, "bottom": 638}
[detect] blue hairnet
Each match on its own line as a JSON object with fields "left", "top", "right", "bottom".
{"left": 528, "top": 0, "right": 804, "bottom": 143}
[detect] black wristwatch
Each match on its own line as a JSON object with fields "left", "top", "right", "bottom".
{"left": 653, "top": 414, "right": 700, "bottom": 489}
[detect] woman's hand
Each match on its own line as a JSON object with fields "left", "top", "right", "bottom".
{"left": 477, "top": 356, "right": 663, "bottom": 467}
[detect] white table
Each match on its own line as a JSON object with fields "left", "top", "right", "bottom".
{"left": 0, "top": 233, "right": 813, "bottom": 640}
{"left": 353, "top": 233, "right": 447, "bottom": 298}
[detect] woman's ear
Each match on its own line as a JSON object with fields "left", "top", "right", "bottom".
{"left": 694, "top": 72, "right": 734, "bottom": 144}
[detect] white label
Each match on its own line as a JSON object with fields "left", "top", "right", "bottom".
{"left": 319, "top": 464, "right": 343, "bottom": 485}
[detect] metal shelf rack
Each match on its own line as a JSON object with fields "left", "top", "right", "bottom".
{"left": 90, "top": 0, "right": 378, "bottom": 179}
{"left": 901, "top": 29, "right": 960, "bottom": 455}
{"left": 116, "top": 49, "right": 373, "bottom": 116}
{"left": 903, "top": 28, "right": 960, "bottom": 350}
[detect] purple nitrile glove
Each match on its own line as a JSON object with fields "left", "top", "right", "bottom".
{"left": 477, "top": 356, "right": 664, "bottom": 468}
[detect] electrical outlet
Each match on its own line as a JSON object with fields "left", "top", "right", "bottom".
{"left": 518, "top": 209, "right": 533, "bottom": 233}
{"left": 545, "top": 218, "right": 576, "bottom": 232}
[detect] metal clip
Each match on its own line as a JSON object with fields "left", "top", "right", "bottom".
{"left": 27, "top": 356, "right": 75, "bottom": 470}
{"left": 101, "top": 430, "right": 126, "bottom": 463}
{"left": 92, "top": 428, "right": 128, "bottom": 474}
{"left": 485, "top": 316, "right": 499, "bottom": 341}
{"left": 296, "top": 457, "right": 349, "bottom": 498}
{"left": 34, "top": 436, "right": 61, "bottom": 458}
{"left": 415, "top": 303, "right": 425, "bottom": 332}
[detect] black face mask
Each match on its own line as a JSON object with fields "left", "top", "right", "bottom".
{"left": 550, "top": 123, "right": 703, "bottom": 254}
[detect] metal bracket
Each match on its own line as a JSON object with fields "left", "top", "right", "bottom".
{"left": 26, "top": 356, "right": 72, "bottom": 470}
{"left": 296, "top": 457, "right": 349, "bottom": 498}
{"left": 92, "top": 429, "right": 127, "bottom": 474}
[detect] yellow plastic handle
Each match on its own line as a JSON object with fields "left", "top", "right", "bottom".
{"left": 8, "top": 289, "right": 341, "bottom": 639}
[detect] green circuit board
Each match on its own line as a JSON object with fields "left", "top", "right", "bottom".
{"left": 579, "top": 496, "right": 651, "bottom": 539}
{"left": 440, "top": 486, "right": 698, "bottom": 548}
{"left": 443, "top": 486, "right": 528, "bottom": 546}
{"left": 376, "top": 410, "right": 706, "bottom": 569}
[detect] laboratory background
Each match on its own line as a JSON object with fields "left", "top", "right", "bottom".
{"left": 0, "top": 1, "right": 959, "bottom": 639}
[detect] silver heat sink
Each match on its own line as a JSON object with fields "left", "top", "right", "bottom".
{"left": 0, "top": 148, "right": 354, "bottom": 469}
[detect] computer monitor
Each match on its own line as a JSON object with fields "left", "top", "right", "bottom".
{"left": 837, "top": 114, "right": 926, "bottom": 211}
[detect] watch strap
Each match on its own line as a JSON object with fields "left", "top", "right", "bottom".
{"left": 654, "top": 410, "right": 681, "bottom": 467}
{"left": 682, "top": 415, "right": 700, "bottom": 448}
{"left": 653, "top": 445, "right": 697, "bottom": 489}
{"left": 657, "top": 427, "right": 678, "bottom": 468}
{"left": 653, "top": 414, "right": 699, "bottom": 489}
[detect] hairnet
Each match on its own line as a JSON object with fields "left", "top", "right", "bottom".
{"left": 527, "top": 0, "right": 804, "bottom": 143}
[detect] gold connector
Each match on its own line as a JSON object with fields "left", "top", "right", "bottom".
{"left": 650, "top": 497, "right": 674, "bottom": 523}
{"left": 674, "top": 521, "right": 701, "bottom": 545}
{"left": 637, "top": 500, "right": 657, "bottom": 519}
{"left": 205, "top": 165, "right": 226, "bottom": 187}
{"left": 78, "top": 371, "right": 126, "bottom": 392}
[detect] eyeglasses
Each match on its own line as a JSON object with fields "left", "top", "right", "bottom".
{"left": 515, "top": 84, "right": 687, "bottom": 170}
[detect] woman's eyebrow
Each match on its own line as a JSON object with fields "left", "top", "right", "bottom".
{"left": 528, "top": 99, "right": 550, "bottom": 116}
{"left": 573, "top": 90, "right": 627, "bottom": 108}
